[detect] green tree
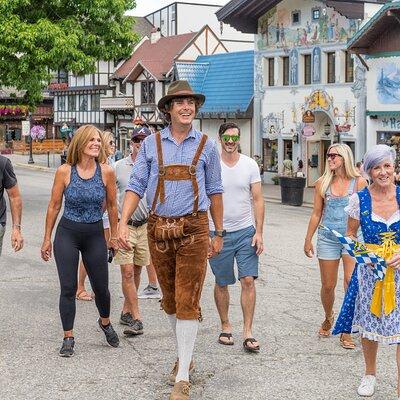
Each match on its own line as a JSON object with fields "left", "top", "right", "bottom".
{"left": 0, "top": 0, "right": 138, "bottom": 106}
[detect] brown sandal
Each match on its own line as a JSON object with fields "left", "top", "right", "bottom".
{"left": 340, "top": 333, "right": 356, "bottom": 349}
{"left": 318, "top": 312, "right": 334, "bottom": 337}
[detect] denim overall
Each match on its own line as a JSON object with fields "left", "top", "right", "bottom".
{"left": 317, "top": 178, "right": 356, "bottom": 260}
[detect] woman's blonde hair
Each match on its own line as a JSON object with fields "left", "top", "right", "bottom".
{"left": 319, "top": 143, "right": 360, "bottom": 196}
{"left": 66, "top": 125, "right": 107, "bottom": 165}
{"left": 101, "top": 131, "right": 115, "bottom": 157}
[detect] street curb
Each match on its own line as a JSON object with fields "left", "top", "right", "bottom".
{"left": 14, "top": 163, "right": 56, "bottom": 173}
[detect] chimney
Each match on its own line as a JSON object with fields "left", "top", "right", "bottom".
{"left": 150, "top": 27, "right": 161, "bottom": 44}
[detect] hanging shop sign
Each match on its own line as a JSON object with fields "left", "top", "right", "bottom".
{"left": 302, "top": 124, "right": 316, "bottom": 137}
{"left": 336, "top": 124, "right": 351, "bottom": 133}
{"left": 302, "top": 110, "right": 315, "bottom": 123}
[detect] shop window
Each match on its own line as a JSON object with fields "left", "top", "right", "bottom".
{"left": 268, "top": 58, "right": 275, "bottom": 86}
{"left": 282, "top": 57, "right": 289, "bottom": 86}
{"left": 263, "top": 139, "right": 278, "bottom": 172}
{"left": 327, "top": 52, "right": 335, "bottom": 83}
{"left": 345, "top": 51, "right": 354, "bottom": 83}
{"left": 304, "top": 54, "right": 311, "bottom": 85}
{"left": 283, "top": 140, "right": 293, "bottom": 160}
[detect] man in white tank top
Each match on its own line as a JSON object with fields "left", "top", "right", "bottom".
{"left": 209, "top": 122, "right": 265, "bottom": 352}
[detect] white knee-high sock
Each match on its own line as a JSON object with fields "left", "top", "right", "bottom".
{"left": 175, "top": 319, "right": 199, "bottom": 382}
{"left": 167, "top": 313, "right": 178, "bottom": 355}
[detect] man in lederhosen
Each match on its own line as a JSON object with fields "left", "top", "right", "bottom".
{"left": 118, "top": 80, "right": 224, "bottom": 399}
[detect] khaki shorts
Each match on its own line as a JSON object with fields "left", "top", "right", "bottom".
{"left": 114, "top": 224, "right": 150, "bottom": 266}
{"left": 0, "top": 224, "right": 5, "bottom": 256}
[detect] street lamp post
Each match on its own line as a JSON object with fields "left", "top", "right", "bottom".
{"left": 27, "top": 112, "right": 34, "bottom": 164}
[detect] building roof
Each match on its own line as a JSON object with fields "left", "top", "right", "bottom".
{"left": 114, "top": 32, "right": 197, "bottom": 81}
{"left": 175, "top": 50, "right": 254, "bottom": 114}
{"left": 133, "top": 17, "right": 155, "bottom": 39}
{"left": 348, "top": 1, "right": 400, "bottom": 53}
{"left": 216, "top": 0, "right": 388, "bottom": 33}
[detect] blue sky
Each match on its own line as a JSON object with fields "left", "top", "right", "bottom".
{"left": 127, "top": 0, "right": 226, "bottom": 16}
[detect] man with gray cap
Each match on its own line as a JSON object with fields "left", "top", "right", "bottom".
{"left": 114, "top": 126, "right": 153, "bottom": 336}
{"left": 119, "top": 80, "right": 224, "bottom": 399}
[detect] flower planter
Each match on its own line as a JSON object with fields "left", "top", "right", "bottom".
{"left": 279, "top": 176, "right": 306, "bottom": 206}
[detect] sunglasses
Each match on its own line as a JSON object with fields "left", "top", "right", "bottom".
{"left": 326, "top": 153, "right": 342, "bottom": 160}
{"left": 221, "top": 134, "right": 240, "bottom": 143}
{"left": 132, "top": 138, "right": 144, "bottom": 143}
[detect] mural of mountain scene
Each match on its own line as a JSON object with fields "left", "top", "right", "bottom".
{"left": 257, "top": 3, "right": 358, "bottom": 50}
{"left": 377, "top": 64, "right": 400, "bottom": 104}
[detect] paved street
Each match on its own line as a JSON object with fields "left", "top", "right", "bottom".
{"left": 0, "top": 167, "right": 398, "bottom": 400}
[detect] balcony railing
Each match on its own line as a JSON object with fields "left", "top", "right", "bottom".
{"left": 100, "top": 96, "right": 134, "bottom": 110}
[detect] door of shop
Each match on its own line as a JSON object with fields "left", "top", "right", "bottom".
{"left": 307, "top": 140, "right": 330, "bottom": 187}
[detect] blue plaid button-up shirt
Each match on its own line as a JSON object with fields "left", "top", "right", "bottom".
{"left": 126, "top": 126, "right": 223, "bottom": 217}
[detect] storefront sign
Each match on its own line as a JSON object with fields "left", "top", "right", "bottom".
{"left": 302, "top": 110, "right": 315, "bottom": 123}
{"left": 21, "top": 120, "right": 30, "bottom": 136}
{"left": 336, "top": 124, "right": 351, "bottom": 133}
{"left": 302, "top": 124, "right": 315, "bottom": 137}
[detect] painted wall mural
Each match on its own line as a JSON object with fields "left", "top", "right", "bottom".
{"left": 377, "top": 63, "right": 400, "bottom": 104}
{"left": 312, "top": 47, "right": 321, "bottom": 83}
{"left": 257, "top": 2, "right": 359, "bottom": 51}
{"left": 289, "top": 49, "right": 298, "bottom": 86}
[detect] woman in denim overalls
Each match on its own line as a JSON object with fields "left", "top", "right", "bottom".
{"left": 304, "top": 143, "right": 368, "bottom": 349}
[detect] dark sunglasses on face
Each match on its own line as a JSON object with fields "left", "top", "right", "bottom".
{"left": 132, "top": 138, "right": 144, "bottom": 144}
{"left": 326, "top": 153, "right": 342, "bottom": 160}
{"left": 221, "top": 134, "right": 240, "bottom": 143}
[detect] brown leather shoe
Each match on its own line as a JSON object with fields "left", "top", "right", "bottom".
{"left": 168, "top": 359, "right": 195, "bottom": 386}
{"left": 169, "top": 381, "right": 190, "bottom": 400}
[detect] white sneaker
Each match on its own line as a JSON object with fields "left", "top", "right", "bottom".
{"left": 138, "top": 285, "right": 162, "bottom": 299}
{"left": 357, "top": 375, "right": 376, "bottom": 397}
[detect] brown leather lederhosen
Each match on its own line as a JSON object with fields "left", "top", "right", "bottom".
{"left": 147, "top": 131, "right": 210, "bottom": 319}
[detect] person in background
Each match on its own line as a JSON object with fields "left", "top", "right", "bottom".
{"left": 114, "top": 126, "right": 154, "bottom": 337}
{"left": 296, "top": 159, "right": 305, "bottom": 177}
{"left": 76, "top": 131, "right": 116, "bottom": 301}
{"left": 209, "top": 122, "right": 264, "bottom": 352}
{"left": 41, "top": 125, "right": 120, "bottom": 357}
{"left": 0, "top": 155, "right": 23, "bottom": 256}
{"left": 304, "top": 143, "right": 368, "bottom": 350}
{"left": 337, "top": 145, "right": 400, "bottom": 397}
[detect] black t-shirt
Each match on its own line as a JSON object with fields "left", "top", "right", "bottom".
{"left": 0, "top": 155, "right": 17, "bottom": 224}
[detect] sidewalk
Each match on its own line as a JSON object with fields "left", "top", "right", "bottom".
{"left": 6, "top": 153, "right": 315, "bottom": 208}
{"left": 262, "top": 181, "right": 314, "bottom": 208}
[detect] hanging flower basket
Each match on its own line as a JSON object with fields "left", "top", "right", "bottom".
{"left": 30, "top": 125, "right": 46, "bottom": 141}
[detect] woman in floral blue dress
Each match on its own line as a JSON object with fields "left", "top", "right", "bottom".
{"left": 340, "top": 144, "right": 400, "bottom": 398}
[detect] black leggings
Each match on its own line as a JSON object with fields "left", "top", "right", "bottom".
{"left": 54, "top": 217, "right": 110, "bottom": 331}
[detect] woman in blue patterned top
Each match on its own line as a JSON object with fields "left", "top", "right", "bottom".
{"left": 40, "top": 125, "right": 119, "bottom": 357}
{"left": 341, "top": 145, "right": 400, "bottom": 397}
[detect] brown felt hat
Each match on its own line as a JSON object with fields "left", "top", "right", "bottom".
{"left": 157, "top": 80, "right": 205, "bottom": 112}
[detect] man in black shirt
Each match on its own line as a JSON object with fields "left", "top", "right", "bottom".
{"left": 0, "top": 155, "right": 23, "bottom": 255}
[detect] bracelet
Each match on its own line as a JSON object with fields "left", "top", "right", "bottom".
{"left": 13, "top": 224, "right": 21, "bottom": 229}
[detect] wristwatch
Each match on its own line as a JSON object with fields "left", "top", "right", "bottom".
{"left": 214, "top": 229, "right": 226, "bottom": 237}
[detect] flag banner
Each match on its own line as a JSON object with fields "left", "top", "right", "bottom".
{"left": 318, "top": 225, "right": 387, "bottom": 281}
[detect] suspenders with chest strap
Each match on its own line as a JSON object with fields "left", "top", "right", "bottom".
{"left": 151, "top": 131, "right": 208, "bottom": 216}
